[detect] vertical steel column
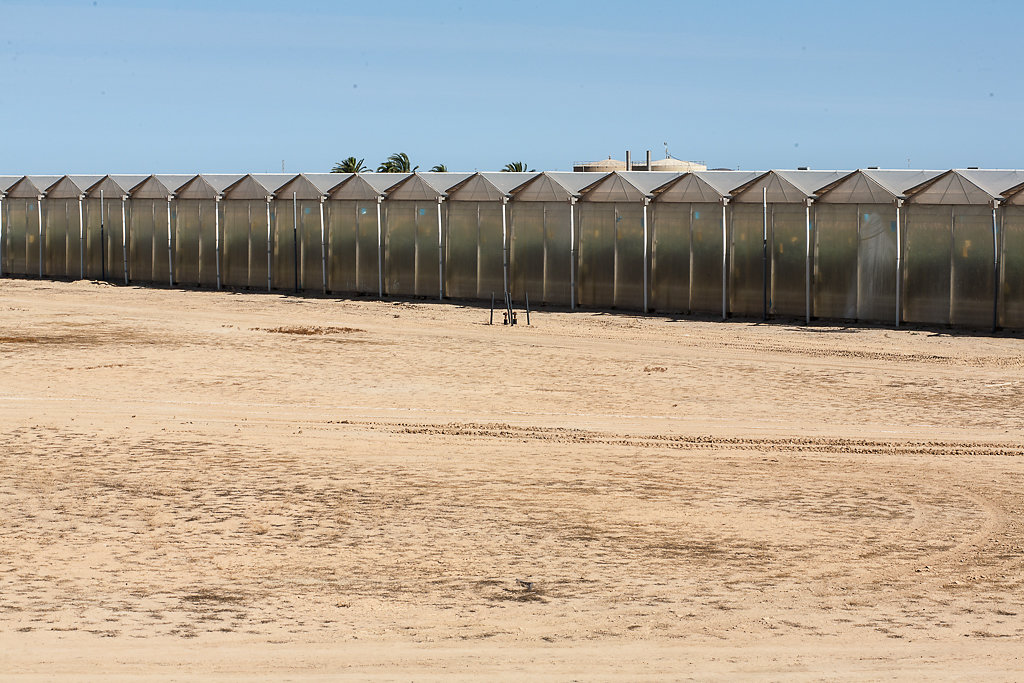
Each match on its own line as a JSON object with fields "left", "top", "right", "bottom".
{"left": 0, "top": 192, "right": 6, "bottom": 277}
{"left": 78, "top": 194, "right": 85, "bottom": 279}
{"left": 805, "top": 198, "right": 813, "bottom": 324}
{"left": 569, "top": 196, "right": 577, "bottom": 311}
{"left": 100, "top": 190, "right": 106, "bottom": 280}
{"left": 292, "top": 192, "right": 299, "bottom": 292}
{"left": 992, "top": 201, "right": 1000, "bottom": 332}
{"left": 319, "top": 195, "right": 327, "bottom": 293}
{"left": 762, "top": 187, "right": 768, "bottom": 321}
{"left": 37, "top": 194, "right": 44, "bottom": 278}
{"left": 721, "top": 197, "right": 729, "bottom": 320}
{"left": 642, "top": 197, "right": 650, "bottom": 313}
{"left": 437, "top": 196, "right": 444, "bottom": 301}
{"left": 895, "top": 199, "right": 902, "bottom": 327}
{"left": 376, "top": 195, "right": 383, "bottom": 298}
{"left": 120, "top": 195, "right": 128, "bottom": 284}
{"left": 266, "top": 196, "right": 273, "bottom": 292}
{"left": 501, "top": 195, "right": 509, "bottom": 300}
{"left": 214, "top": 194, "right": 222, "bottom": 290}
{"left": 167, "top": 195, "right": 174, "bottom": 286}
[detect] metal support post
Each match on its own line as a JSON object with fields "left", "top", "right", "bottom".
{"left": 0, "top": 192, "right": 6, "bottom": 277}
{"left": 319, "top": 195, "right": 327, "bottom": 293}
{"left": 992, "top": 202, "right": 1000, "bottom": 332}
{"left": 895, "top": 199, "right": 902, "bottom": 327}
{"left": 100, "top": 190, "right": 106, "bottom": 280}
{"left": 569, "top": 196, "right": 577, "bottom": 311}
{"left": 266, "top": 196, "right": 273, "bottom": 292}
{"left": 292, "top": 192, "right": 299, "bottom": 292}
{"left": 376, "top": 195, "right": 384, "bottom": 298}
{"left": 642, "top": 197, "right": 650, "bottom": 313}
{"left": 501, "top": 195, "right": 509, "bottom": 301}
{"left": 167, "top": 195, "right": 174, "bottom": 286}
{"left": 120, "top": 195, "right": 128, "bottom": 284}
{"left": 762, "top": 187, "right": 768, "bottom": 321}
{"left": 437, "top": 197, "right": 444, "bottom": 301}
{"left": 805, "top": 198, "right": 813, "bottom": 324}
{"left": 37, "top": 194, "right": 44, "bottom": 278}
{"left": 214, "top": 194, "right": 222, "bottom": 290}
{"left": 721, "top": 197, "right": 729, "bottom": 320}
{"left": 78, "top": 194, "right": 85, "bottom": 279}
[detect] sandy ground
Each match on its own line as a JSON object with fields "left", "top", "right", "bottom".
{"left": 1, "top": 278, "right": 1023, "bottom": 681}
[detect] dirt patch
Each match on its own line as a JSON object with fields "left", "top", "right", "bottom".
{"left": 254, "top": 326, "right": 364, "bottom": 336}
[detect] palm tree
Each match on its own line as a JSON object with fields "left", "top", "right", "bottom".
{"left": 429, "top": 164, "right": 448, "bottom": 172}
{"left": 377, "top": 152, "right": 418, "bottom": 173}
{"left": 502, "top": 161, "right": 534, "bottom": 172}
{"left": 332, "top": 157, "right": 367, "bottom": 173}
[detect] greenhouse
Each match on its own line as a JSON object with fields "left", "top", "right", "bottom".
{"left": 650, "top": 170, "right": 759, "bottom": 316}
{"left": 507, "top": 172, "right": 603, "bottom": 308}
{"left": 2, "top": 168, "right": 1023, "bottom": 330}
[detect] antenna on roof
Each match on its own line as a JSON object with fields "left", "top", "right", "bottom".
{"left": 281, "top": 160, "right": 285, "bottom": 172}
{"left": 664, "top": 142, "right": 670, "bottom": 159}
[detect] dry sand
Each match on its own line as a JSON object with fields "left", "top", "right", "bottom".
{"left": 1, "top": 278, "right": 1023, "bottom": 680}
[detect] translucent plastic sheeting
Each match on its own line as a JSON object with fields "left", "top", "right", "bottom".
{"left": 298, "top": 200, "right": 323, "bottom": 292}
{"left": 83, "top": 197, "right": 126, "bottom": 281}
{"left": 729, "top": 203, "right": 766, "bottom": 316}
{"left": 445, "top": 201, "right": 479, "bottom": 299}
{"left": 1000, "top": 207, "right": 1024, "bottom": 329}
{"left": 509, "top": 202, "right": 572, "bottom": 305}
{"left": 383, "top": 201, "right": 417, "bottom": 296}
{"left": 613, "top": 203, "right": 646, "bottom": 310}
{"left": 43, "top": 198, "right": 76, "bottom": 279}
{"left": 173, "top": 199, "right": 201, "bottom": 286}
{"left": 271, "top": 200, "right": 296, "bottom": 292}
{"left": 812, "top": 203, "right": 858, "bottom": 320}
{"left": 902, "top": 205, "right": 952, "bottom": 325}
{"left": 769, "top": 203, "right": 807, "bottom": 317}
{"left": 3, "top": 198, "right": 34, "bottom": 276}
{"left": 415, "top": 201, "right": 442, "bottom": 297}
{"left": 509, "top": 202, "right": 544, "bottom": 302}
{"left": 129, "top": 199, "right": 164, "bottom": 284}
{"left": 689, "top": 203, "right": 725, "bottom": 314}
{"left": 201, "top": 200, "right": 220, "bottom": 288}
{"left": 577, "top": 203, "right": 615, "bottom": 307}
{"left": 856, "top": 205, "right": 897, "bottom": 322}
{"left": 326, "top": 200, "right": 378, "bottom": 293}
{"left": 442, "top": 200, "right": 504, "bottom": 300}
{"left": 950, "top": 206, "right": 995, "bottom": 328}
{"left": 272, "top": 197, "right": 322, "bottom": 292}
{"left": 222, "top": 200, "right": 267, "bottom": 289}
{"left": 477, "top": 203, "right": 504, "bottom": 299}
{"left": 650, "top": 203, "right": 689, "bottom": 312}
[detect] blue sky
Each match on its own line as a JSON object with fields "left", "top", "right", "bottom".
{"left": 0, "top": 0, "right": 1020, "bottom": 173}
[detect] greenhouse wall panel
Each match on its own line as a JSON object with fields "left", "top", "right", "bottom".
{"left": 650, "top": 202, "right": 689, "bottom": 313}
{"left": 856, "top": 205, "right": 897, "bottom": 323}
{"left": 688, "top": 203, "right": 724, "bottom": 314}
{"left": 999, "top": 207, "right": 1024, "bottom": 329}
{"left": 903, "top": 205, "right": 952, "bottom": 325}
{"left": 950, "top": 206, "right": 995, "bottom": 328}
{"left": 812, "top": 203, "right": 858, "bottom": 320}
